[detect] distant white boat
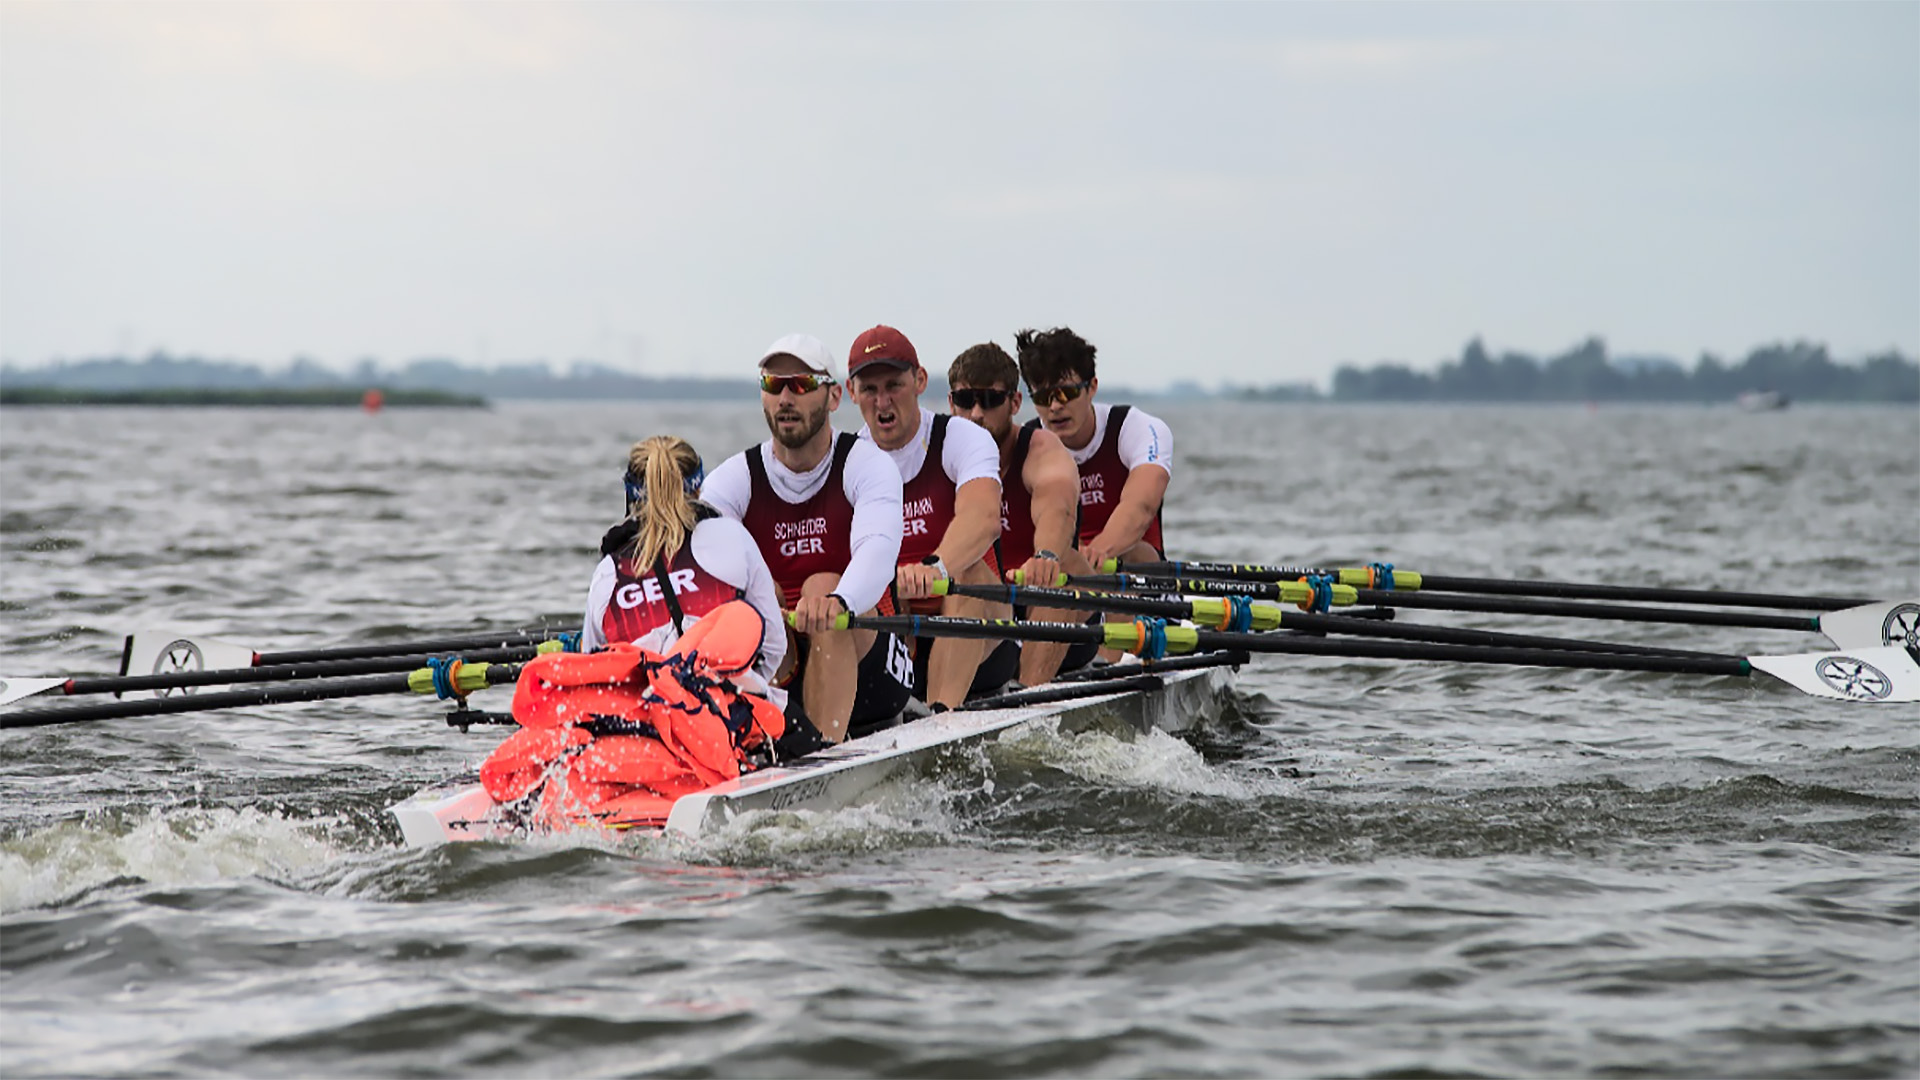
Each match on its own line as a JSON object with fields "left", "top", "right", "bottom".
{"left": 1735, "top": 389, "right": 1789, "bottom": 411}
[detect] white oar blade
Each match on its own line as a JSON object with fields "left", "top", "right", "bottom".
{"left": 1749, "top": 646, "right": 1920, "bottom": 703}
{"left": 1819, "top": 599, "right": 1920, "bottom": 651}
{"left": 0, "top": 678, "right": 69, "bottom": 708}
{"left": 122, "top": 629, "right": 257, "bottom": 698}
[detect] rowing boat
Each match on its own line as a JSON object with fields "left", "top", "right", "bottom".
{"left": 388, "top": 660, "right": 1238, "bottom": 847}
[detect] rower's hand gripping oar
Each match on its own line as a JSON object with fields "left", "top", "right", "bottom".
{"left": 808, "top": 610, "right": 1920, "bottom": 704}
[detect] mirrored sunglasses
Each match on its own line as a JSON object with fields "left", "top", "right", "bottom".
{"left": 759, "top": 373, "right": 834, "bottom": 395}
{"left": 1028, "top": 380, "right": 1091, "bottom": 407}
{"left": 948, "top": 387, "right": 1010, "bottom": 410}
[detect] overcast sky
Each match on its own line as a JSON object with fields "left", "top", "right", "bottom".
{"left": 2, "top": 2, "right": 1914, "bottom": 389}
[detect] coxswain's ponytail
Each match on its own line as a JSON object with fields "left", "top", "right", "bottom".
{"left": 623, "top": 436, "right": 705, "bottom": 571}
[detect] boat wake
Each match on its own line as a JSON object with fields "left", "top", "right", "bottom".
{"left": 0, "top": 805, "right": 351, "bottom": 914}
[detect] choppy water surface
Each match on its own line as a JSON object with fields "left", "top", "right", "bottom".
{"left": 2, "top": 401, "right": 1916, "bottom": 1078}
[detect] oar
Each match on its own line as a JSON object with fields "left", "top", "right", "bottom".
{"left": 945, "top": 579, "right": 1723, "bottom": 661}
{"left": 0, "top": 661, "right": 522, "bottom": 729}
{"left": 0, "top": 644, "right": 556, "bottom": 708}
{"left": 817, "top": 613, "right": 1920, "bottom": 704}
{"left": 120, "top": 625, "right": 571, "bottom": 671}
{"left": 1067, "top": 572, "right": 1907, "bottom": 647}
{"left": 1113, "top": 559, "right": 1876, "bottom": 611}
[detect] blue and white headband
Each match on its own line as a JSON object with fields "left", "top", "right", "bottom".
{"left": 624, "top": 453, "right": 705, "bottom": 507}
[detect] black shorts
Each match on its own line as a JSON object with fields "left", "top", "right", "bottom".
{"left": 780, "top": 630, "right": 916, "bottom": 745}
{"left": 911, "top": 636, "right": 1021, "bottom": 703}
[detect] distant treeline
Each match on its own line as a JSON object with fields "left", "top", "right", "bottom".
{"left": 0, "top": 355, "right": 747, "bottom": 401}
{"left": 1315, "top": 339, "right": 1917, "bottom": 403}
{"left": 0, "top": 386, "right": 486, "bottom": 408}
{"left": 3, "top": 339, "right": 1914, "bottom": 404}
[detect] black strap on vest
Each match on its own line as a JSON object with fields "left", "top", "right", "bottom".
{"left": 652, "top": 552, "right": 688, "bottom": 634}
{"left": 926, "top": 413, "right": 949, "bottom": 470}
{"left": 1013, "top": 420, "right": 1038, "bottom": 471}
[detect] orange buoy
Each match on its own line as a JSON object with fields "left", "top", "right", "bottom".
{"left": 361, "top": 388, "right": 384, "bottom": 413}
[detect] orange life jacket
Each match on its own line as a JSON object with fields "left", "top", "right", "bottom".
{"left": 477, "top": 599, "right": 787, "bottom": 830}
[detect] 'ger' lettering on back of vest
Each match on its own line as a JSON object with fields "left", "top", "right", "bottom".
{"left": 741, "top": 434, "right": 859, "bottom": 607}
{"left": 600, "top": 549, "right": 741, "bottom": 646}
{"left": 1075, "top": 404, "right": 1164, "bottom": 553}
{"left": 598, "top": 512, "right": 744, "bottom": 646}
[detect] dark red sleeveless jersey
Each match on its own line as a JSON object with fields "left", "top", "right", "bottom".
{"left": 896, "top": 414, "right": 999, "bottom": 615}
{"left": 597, "top": 512, "right": 744, "bottom": 646}
{"left": 996, "top": 422, "right": 1041, "bottom": 571}
{"left": 1076, "top": 404, "right": 1164, "bottom": 553}
{"left": 898, "top": 414, "right": 956, "bottom": 568}
{"left": 741, "top": 434, "right": 859, "bottom": 608}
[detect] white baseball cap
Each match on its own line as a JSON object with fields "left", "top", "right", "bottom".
{"left": 759, "top": 333, "right": 844, "bottom": 385}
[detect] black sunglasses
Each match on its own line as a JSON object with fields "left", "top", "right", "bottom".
{"left": 1028, "top": 380, "right": 1091, "bottom": 407}
{"left": 949, "top": 387, "right": 1010, "bottom": 410}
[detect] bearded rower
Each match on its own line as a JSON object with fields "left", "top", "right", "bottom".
{"left": 945, "top": 341, "right": 1098, "bottom": 687}
{"left": 701, "top": 333, "right": 914, "bottom": 743}
{"left": 848, "top": 324, "right": 1016, "bottom": 709}
{"left": 1014, "top": 326, "right": 1173, "bottom": 569}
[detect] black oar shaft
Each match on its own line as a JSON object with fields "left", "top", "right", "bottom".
{"left": 1125, "top": 560, "right": 1868, "bottom": 611}
{"left": 1348, "top": 589, "right": 1822, "bottom": 632}
{"left": 846, "top": 615, "right": 1753, "bottom": 678}
{"left": 252, "top": 630, "right": 560, "bottom": 666}
{"left": 1408, "top": 574, "right": 1868, "bottom": 612}
{"left": 955, "top": 581, "right": 1719, "bottom": 660}
{"left": 63, "top": 646, "right": 542, "bottom": 697}
{"left": 2, "top": 664, "right": 521, "bottom": 729}
{"left": 1083, "top": 574, "right": 1826, "bottom": 634}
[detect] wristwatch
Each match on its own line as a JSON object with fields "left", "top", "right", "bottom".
{"left": 1034, "top": 549, "right": 1060, "bottom": 561}
{"left": 920, "top": 553, "right": 950, "bottom": 580}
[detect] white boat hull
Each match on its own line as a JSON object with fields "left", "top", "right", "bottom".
{"left": 389, "top": 664, "right": 1236, "bottom": 847}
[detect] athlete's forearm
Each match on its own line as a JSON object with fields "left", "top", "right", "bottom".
{"left": 1031, "top": 500, "right": 1077, "bottom": 558}
{"left": 937, "top": 481, "right": 1003, "bottom": 570}
{"left": 836, "top": 527, "right": 902, "bottom": 613}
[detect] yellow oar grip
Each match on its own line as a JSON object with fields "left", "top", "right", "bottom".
{"left": 783, "top": 611, "right": 853, "bottom": 631}
{"left": 1189, "top": 598, "right": 1286, "bottom": 631}
{"left": 1334, "top": 567, "right": 1422, "bottom": 590}
{"left": 1100, "top": 621, "right": 1201, "bottom": 655}
{"left": 407, "top": 661, "right": 496, "bottom": 696}
{"left": 1008, "top": 570, "right": 1071, "bottom": 587}
{"left": 1270, "top": 581, "right": 1361, "bottom": 607}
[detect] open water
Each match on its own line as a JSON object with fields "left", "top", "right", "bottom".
{"left": 1, "top": 400, "right": 1916, "bottom": 1078}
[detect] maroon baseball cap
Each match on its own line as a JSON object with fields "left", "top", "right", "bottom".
{"left": 848, "top": 325, "right": 921, "bottom": 377}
